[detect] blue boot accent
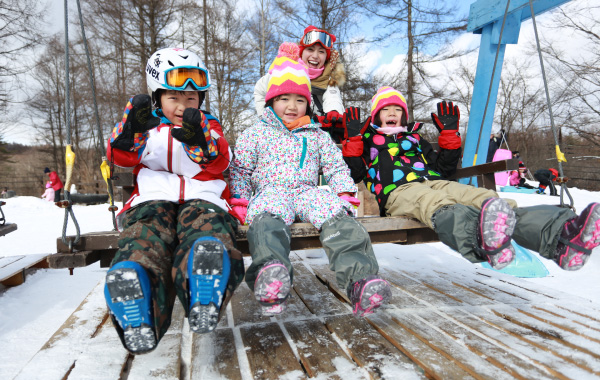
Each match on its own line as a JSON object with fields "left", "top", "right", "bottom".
{"left": 104, "top": 261, "right": 157, "bottom": 354}
{"left": 187, "top": 236, "right": 231, "bottom": 334}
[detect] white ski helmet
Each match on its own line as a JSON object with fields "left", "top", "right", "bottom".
{"left": 146, "top": 47, "right": 211, "bottom": 107}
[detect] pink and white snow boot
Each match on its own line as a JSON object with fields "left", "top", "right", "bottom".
{"left": 556, "top": 202, "right": 600, "bottom": 270}
{"left": 478, "top": 198, "right": 517, "bottom": 270}
{"left": 347, "top": 275, "right": 391, "bottom": 316}
{"left": 254, "top": 260, "right": 291, "bottom": 316}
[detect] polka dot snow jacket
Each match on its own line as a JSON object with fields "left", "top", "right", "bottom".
{"left": 362, "top": 122, "right": 461, "bottom": 216}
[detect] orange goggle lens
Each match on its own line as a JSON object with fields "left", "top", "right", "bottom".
{"left": 165, "top": 68, "right": 208, "bottom": 89}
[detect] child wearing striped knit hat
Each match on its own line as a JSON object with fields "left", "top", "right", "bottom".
{"left": 352, "top": 86, "right": 600, "bottom": 274}
{"left": 230, "top": 42, "right": 391, "bottom": 317}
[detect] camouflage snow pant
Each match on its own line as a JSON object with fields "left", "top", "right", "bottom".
{"left": 110, "top": 200, "right": 245, "bottom": 341}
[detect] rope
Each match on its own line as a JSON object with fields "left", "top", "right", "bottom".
{"left": 76, "top": 0, "right": 118, "bottom": 230}
{"left": 469, "top": 0, "right": 511, "bottom": 185}
{"left": 61, "top": 0, "right": 81, "bottom": 248}
{"left": 528, "top": 0, "right": 573, "bottom": 210}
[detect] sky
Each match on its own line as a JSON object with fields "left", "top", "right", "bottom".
{"left": 1, "top": 0, "right": 586, "bottom": 145}
{"left": 1, "top": 182, "right": 600, "bottom": 378}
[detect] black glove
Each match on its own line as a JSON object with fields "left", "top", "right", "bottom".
{"left": 171, "top": 108, "right": 213, "bottom": 159}
{"left": 342, "top": 108, "right": 368, "bottom": 184}
{"left": 343, "top": 107, "right": 362, "bottom": 138}
{"left": 431, "top": 100, "right": 460, "bottom": 132}
{"left": 111, "top": 94, "right": 160, "bottom": 151}
{"left": 128, "top": 94, "right": 159, "bottom": 133}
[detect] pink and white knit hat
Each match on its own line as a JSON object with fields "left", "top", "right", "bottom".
{"left": 371, "top": 86, "right": 408, "bottom": 118}
{"left": 265, "top": 42, "right": 311, "bottom": 104}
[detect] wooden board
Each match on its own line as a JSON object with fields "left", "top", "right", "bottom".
{"left": 190, "top": 328, "right": 242, "bottom": 380}
{"left": 128, "top": 299, "right": 186, "bottom": 380}
{"left": 239, "top": 322, "right": 306, "bottom": 379}
{"left": 0, "top": 222, "right": 17, "bottom": 236}
{"left": 53, "top": 216, "right": 439, "bottom": 269}
{"left": 0, "top": 254, "right": 49, "bottom": 286}
{"left": 14, "top": 280, "right": 110, "bottom": 379}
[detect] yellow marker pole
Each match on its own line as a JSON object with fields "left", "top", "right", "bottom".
{"left": 555, "top": 145, "right": 567, "bottom": 163}
{"left": 64, "top": 144, "right": 76, "bottom": 192}
{"left": 100, "top": 159, "right": 113, "bottom": 204}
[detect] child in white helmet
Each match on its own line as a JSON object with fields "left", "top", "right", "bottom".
{"left": 231, "top": 42, "right": 391, "bottom": 318}
{"left": 104, "top": 47, "right": 244, "bottom": 354}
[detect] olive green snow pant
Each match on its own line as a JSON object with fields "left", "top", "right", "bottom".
{"left": 385, "top": 180, "right": 576, "bottom": 263}
{"left": 385, "top": 180, "right": 517, "bottom": 229}
{"left": 245, "top": 212, "right": 379, "bottom": 291}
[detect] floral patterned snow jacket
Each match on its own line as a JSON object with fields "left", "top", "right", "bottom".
{"left": 230, "top": 107, "right": 357, "bottom": 203}
{"left": 361, "top": 122, "right": 461, "bottom": 216}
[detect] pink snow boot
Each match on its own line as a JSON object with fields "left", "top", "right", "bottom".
{"left": 556, "top": 202, "right": 600, "bottom": 270}
{"left": 477, "top": 198, "right": 517, "bottom": 270}
{"left": 254, "top": 260, "right": 291, "bottom": 316}
{"left": 347, "top": 275, "right": 391, "bottom": 316}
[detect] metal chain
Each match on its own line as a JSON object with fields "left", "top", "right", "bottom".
{"left": 61, "top": 0, "right": 81, "bottom": 247}
{"left": 76, "top": 0, "right": 118, "bottom": 230}
{"left": 528, "top": 0, "right": 574, "bottom": 210}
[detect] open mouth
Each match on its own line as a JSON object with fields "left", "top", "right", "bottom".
{"left": 385, "top": 120, "right": 398, "bottom": 127}
{"left": 307, "top": 60, "right": 320, "bottom": 68}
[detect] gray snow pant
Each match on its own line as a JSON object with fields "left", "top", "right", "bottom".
{"left": 433, "top": 204, "right": 576, "bottom": 263}
{"left": 245, "top": 212, "right": 379, "bottom": 291}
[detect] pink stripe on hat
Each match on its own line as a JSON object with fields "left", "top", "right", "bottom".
{"left": 371, "top": 86, "right": 408, "bottom": 119}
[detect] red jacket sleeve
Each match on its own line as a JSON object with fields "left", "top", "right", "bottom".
{"left": 107, "top": 136, "right": 142, "bottom": 168}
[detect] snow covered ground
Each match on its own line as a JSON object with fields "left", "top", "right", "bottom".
{"left": 0, "top": 185, "right": 599, "bottom": 379}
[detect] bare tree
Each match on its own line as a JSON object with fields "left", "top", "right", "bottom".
{"left": 362, "top": 0, "right": 468, "bottom": 121}
{"left": 246, "top": 0, "right": 281, "bottom": 77}
{"left": 541, "top": 2, "right": 600, "bottom": 149}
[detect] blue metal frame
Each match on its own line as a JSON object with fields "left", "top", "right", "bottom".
{"left": 461, "top": 0, "right": 570, "bottom": 184}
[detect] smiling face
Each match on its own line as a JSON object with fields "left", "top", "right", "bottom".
{"left": 377, "top": 105, "right": 405, "bottom": 128}
{"left": 301, "top": 44, "right": 328, "bottom": 69}
{"left": 160, "top": 90, "right": 200, "bottom": 126}
{"left": 272, "top": 93, "right": 308, "bottom": 123}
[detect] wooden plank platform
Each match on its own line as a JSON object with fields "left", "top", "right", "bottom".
{"left": 15, "top": 251, "right": 600, "bottom": 379}
{"left": 0, "top": 254, "right": 49, "bottom": 287}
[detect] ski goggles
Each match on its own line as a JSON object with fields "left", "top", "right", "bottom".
{"left": 299, "top": 30, "right": 333, "bottom": 49}
{"left": 164, "top": 66, "right": 210, "bottom": 91}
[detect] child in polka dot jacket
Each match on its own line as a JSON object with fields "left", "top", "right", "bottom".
{"left": 356, "top": 86, "right": 600, "bottom": 273}
{"left": 230, "top": 43, "right": 391, "bottom": 317}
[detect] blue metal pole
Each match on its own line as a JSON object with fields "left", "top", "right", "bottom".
{"left": 460, "top": 23, "right": 507, "bottom": 184}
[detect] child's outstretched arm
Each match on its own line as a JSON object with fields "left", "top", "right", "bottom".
{"left": 108, "top": 94, "right": 160, "bottom": 167}
{"left": 425, "top": 100, "right": 462, "bottom": 177}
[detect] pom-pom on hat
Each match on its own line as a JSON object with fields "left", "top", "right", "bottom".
{"left": 371, "top": 86, "right": 408, "bottom": 119}
{"left": 298, "top": 25, "right": 336, "bottom": 60}
{"left": 266, "top": 42, "right": 311, "bottom": 104}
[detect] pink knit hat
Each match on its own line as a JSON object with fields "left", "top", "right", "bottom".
{"left": 265, "top": 42, "right": 311, "bottom": 104}
{"left": 371, "top": 86, "right": 408, "bottom": 119}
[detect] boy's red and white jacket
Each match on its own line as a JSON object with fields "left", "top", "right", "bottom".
{"left": 107, "top": 108, "right": 232, "bottom": 230}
